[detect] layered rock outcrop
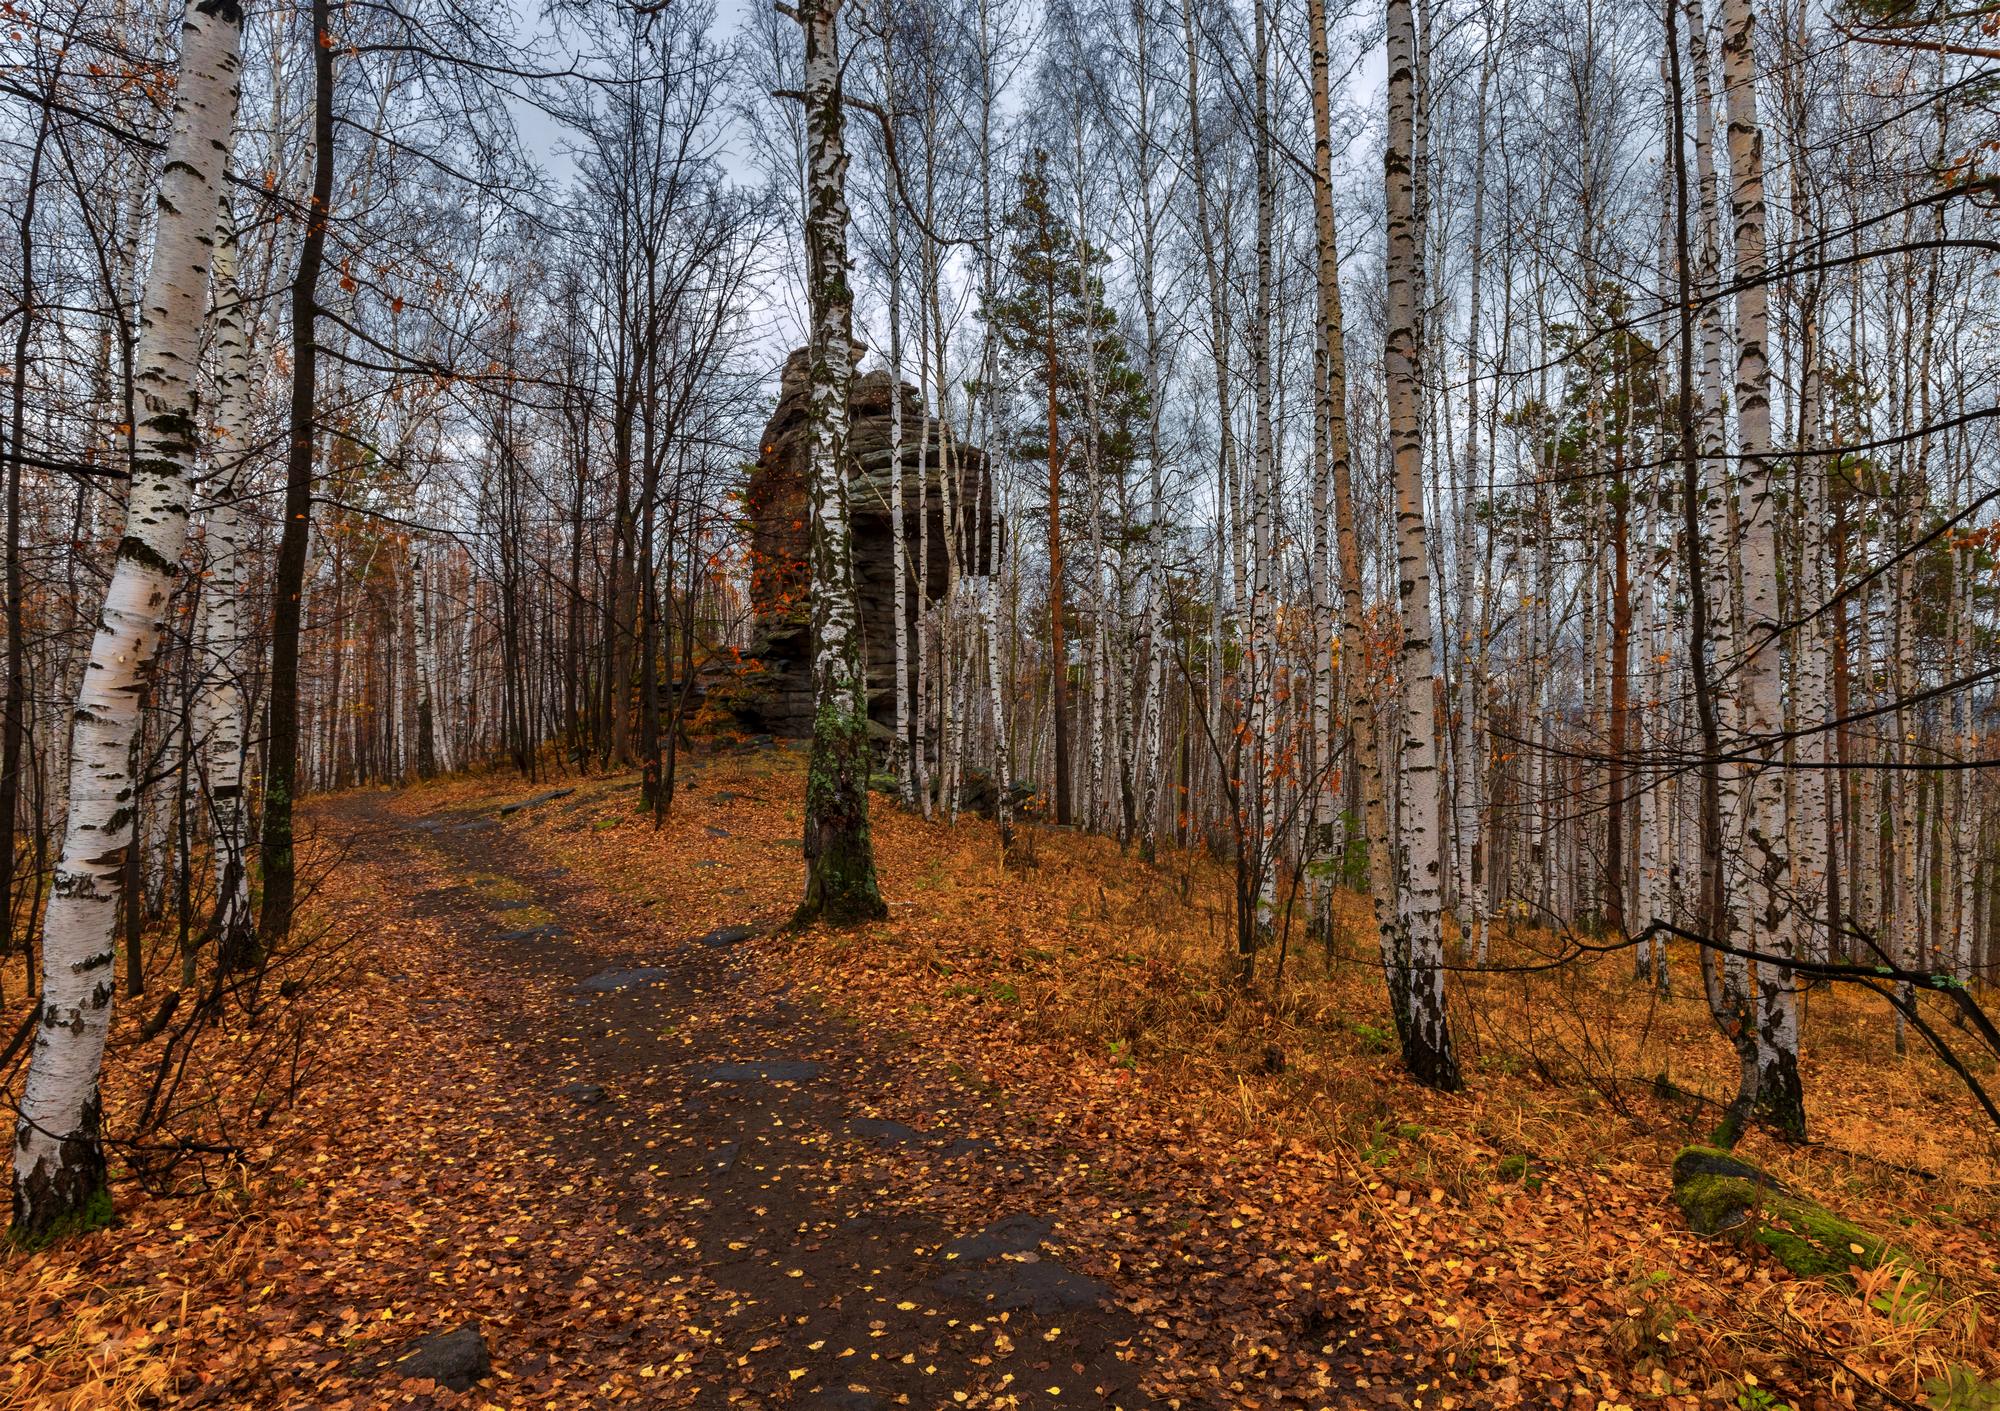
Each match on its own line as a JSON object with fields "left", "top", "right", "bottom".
{"left": 738, "top": 348, "right": 995, "bottom": 738}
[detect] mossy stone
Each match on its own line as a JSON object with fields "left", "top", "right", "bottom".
{"left": 1670, "top": 1144, "right": 1927, "bottom": 1292}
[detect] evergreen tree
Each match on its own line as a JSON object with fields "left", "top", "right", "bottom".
{"left": 983, "top": 150, "right": 1146, "bottom": 825}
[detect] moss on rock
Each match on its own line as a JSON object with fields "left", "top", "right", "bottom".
{"left": 1670, "top": 1144, "right": 1925, "bottom": 1292}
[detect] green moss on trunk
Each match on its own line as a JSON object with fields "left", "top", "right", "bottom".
{"left": 795, "top": 701, "right": 885, "bottom": 927}
{"left": 10, "top": 1175, "right": 113, "bottom": 1251}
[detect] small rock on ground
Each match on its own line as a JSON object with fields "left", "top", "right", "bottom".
{"left": 698, "top": 1059, "right": 822, "bottom": 1082}
{"left": 944, "top": 1213, "right": 1051, "bottom": 1260}
{"left": 932, "top": 1259, "right": 1106, "bottom": 1314}
{"left": 385, "top": 1323, "right": 491, "bottom": 1391}
{"left": 575, "top": 965, "right": 674, "bottom": 994}
{"left": 847, "top": 1116, "right": 925, "bottom": 1147}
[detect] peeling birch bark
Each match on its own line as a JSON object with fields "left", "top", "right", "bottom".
{"left": 1719, "top": 0, "right": 1804, "bottom": 1141}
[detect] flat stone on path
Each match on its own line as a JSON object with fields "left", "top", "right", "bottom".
{"left": 694, "top": 924, "right": 758, "bottom": 949}
{"left": 931, "top": 1214, "right": 1102, "bottom": 1313}
{"left": 943, "top": 1213, "right": 1050, "bottom": 1260}
{"left": 500, "top": 787, "right": 576, "bottom": 815}
{"left": 932, "top": 1259, "right": 1107, "bottom": 1314}
{"left": 847, "top": 1116, "right": 924, "bottom": 1147}
{"left": 384, "top": 1323, "right": 491, "bottom": 1391}
{"left": 746, "top": 999, "right": 801, "bottom": 1029}
{"left": 698, "top": 1059, "right": 822, "bottom": 1082}
{"left": 575, "top": 965, "right": 674, "bottom": 994}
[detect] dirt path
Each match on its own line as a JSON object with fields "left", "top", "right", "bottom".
{"left": 328, "top": 786, "right": 1172, "bottom": 1410}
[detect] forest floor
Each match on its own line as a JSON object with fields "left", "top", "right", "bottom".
{"left": 6, "top": 743, "right": 2000, "bottom": 1411}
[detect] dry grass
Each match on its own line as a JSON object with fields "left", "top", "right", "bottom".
{"left": 881, "top": 797, "right": 2000, "bottom": 1211}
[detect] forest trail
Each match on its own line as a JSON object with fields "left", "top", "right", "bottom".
{"left": 16, "top": 754, "right": 1996, "bottom": 1411}
{"left": 324, "top": 782, "right": 1188, "bottom": 1410}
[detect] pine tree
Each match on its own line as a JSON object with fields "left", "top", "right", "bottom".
{"left": 983, "top": 151, "right": 1146, "bottom": 827}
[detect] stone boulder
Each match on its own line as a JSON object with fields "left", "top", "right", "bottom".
{"left": 383, "top": 1323, "right": 491, "bottom": 1392}
{"left": 738, "top": 348, "right": 997, "bottom": 738}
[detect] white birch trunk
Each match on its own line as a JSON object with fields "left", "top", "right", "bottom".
{"left": 913, "top": 265, "right": 934, "bottom": 819}
{"left": 1249, "top": 0, "right": 1279, "bottom": 939}
{"left": 879, "top": 35, "right": 912, "bottom": 808}
{"left": 1305, "top": 0, "right": 1343, "bottom": 935}
{"left": 195, "top": 192, "right": 255, "bottom": 964}
{"left": 975, "top": 0, "right": 1012, "bottom": 852}
{"left": 1719, "top": 0, "right": 1803, "bottom": 1137}
{"left": 12, "top": 0, "right": 244, "bottom": 1237}
{"left": 1794, "top": 318, "right": 1831, "bottom": 969}
{"left": 793, "top": 0, "right": 885, "bottom": 925}
{"left": 1119, "top": 1, "right": 1164, "bottom": 862}
{"left": 1386, "top": 0, "right": 1459, "bottom": 1090}
{"left": 1453, "top": 5, "right": 1500, "bottom": 958}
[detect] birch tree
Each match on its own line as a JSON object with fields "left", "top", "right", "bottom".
{"left": 1386, "top": 0, "right": 1461, "bottom": 1092}
{"left": 791, "top": 0, "right": 888, "bottom": 927}
{"left": 195, "top": 194, "right": 255, "bottom": 968}
{"left": 1720, "top": 0, "right": 1805, "bottom": 1141}
{"left": 11, "top": 0, "right": 245, "bottom": 1241}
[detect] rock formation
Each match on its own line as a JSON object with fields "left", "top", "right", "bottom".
{"left": 736, "top": 348, "right": 996, "bottom": 739}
